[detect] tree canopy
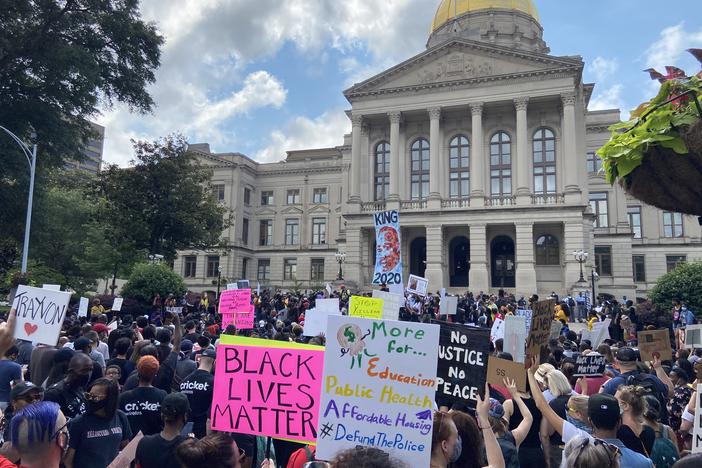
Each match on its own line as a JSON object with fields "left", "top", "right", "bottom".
{"left": 649, "top": 261, "right": 702, "bottom": 314}
{"left": 121, "top": 263, "right": 187, "bottom": 305}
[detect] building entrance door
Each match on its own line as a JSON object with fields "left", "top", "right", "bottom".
{"left": 410, "top": 237, "right": 426, "bottom": 278}
{"left": 491, "top": 235, "right": 515, "bottom": 288}
{"left": 449, "top": 236, "right": 469, "bottom": 287}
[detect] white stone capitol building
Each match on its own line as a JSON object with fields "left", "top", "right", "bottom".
{"left": 177, "top": 0, "right": 701, "bottom": 300}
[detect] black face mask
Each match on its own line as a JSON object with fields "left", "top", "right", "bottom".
{"left": 86, "top": 399, "right": 108, "bottom": 414}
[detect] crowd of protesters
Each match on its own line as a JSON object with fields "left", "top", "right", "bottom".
{"left": 0, "top": 284, "right": 699, "bottom": 468}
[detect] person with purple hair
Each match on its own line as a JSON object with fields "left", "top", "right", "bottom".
{"left": 10, "top": 400, "right": 68, "bottom": 468}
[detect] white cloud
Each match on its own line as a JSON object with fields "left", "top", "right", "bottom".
{"left": 255, "top": 110, "right": 351, "bottom": 163}
{"left": 644, "top": 23, "right": 702, "bottom": 71}
{"left": 588, "top": 84, "right": 625, "bottom": 112}
{"left": 587, "top": 57, "right": 618, "bottom": 82}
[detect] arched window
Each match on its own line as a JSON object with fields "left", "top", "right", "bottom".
{"left": 410, "top": 138, "right": 430, "bottom": 200}
{"left": 449, "top": 135, "right": 470, "bottom": 199}
{"left": 533, "top": 128, "right": 556, "bottom": 194}
{"left": 374, "top": 141, "right": 390, "bottom": 201}
{"left": 490, "top": 132, "right": 511, "bottom": 197}
{"left": 535, "top": 234, "right": 560, "bottom": 265}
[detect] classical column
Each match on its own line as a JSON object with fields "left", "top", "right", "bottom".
{"left": 468, "top": 224, "right": 489, "bottom": 292}
{"left": 428, "top": 107, "right": 442, "bottom": 207}
{"left": 514, "top": 97, "right": 531, "bottom": 205}
{"left": 561, "top": 93, "right": 581, "bottom": 198}
{"left": 349, "top": 114, "right": 363, "bottom": 203}
{"left": 388, "top": 111, "right": 402, "bottom": 203}
{"left": 515, "top": 222, "right": 537, "bottom": 297}
{"left": 344, "top": 227, "right": 362, "bottom": 287}
{"left": 469, "top": 103, "right": 485, "bottom": 207}
{"left": 424, "top": 224, "right": 444, "bottom": 288}
{"left": 360, "top": 124, "right": 370, "bottom": 201}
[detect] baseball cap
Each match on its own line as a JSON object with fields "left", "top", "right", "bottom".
{"left": 488, "top": 398, "right": 505, "bottom": 419}
{"left": 180, "top": 339, "right": 194, "bottom": 352}
{"left": 161, "top": 392, "right": 190, "bottom": 417}
{"left": 73, "top": 337, "right": 91, "bottom": 352}
{"left": 588, "top": 393, "right": 621, "bottom": 429}
{"left": 616, "top": 346, "right": 637, "bottom": 362}
{"left": 92, "top": 323, "right": 109, "bottom": 335}
{"left": 200, "top": 348, "right": 217, "bottom": 359}
{"left": 10, "top": 382, "right": 42, "bottom": 401}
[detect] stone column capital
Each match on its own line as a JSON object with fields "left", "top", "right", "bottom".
{"left": 428, "top": 107, "right": 442, "bottom": 120}
{"left": 360, "top": 125, "right": 370, "bottom": 137}
{"left": 469, "top": 102, "right": 484, "bottom": 116}
{"left": 351, "top": 114, "right": 364, "bottom": 127}
{"left": 561, "top": 92, "right": 577, "bottom": 107}
{"left": 388, "top": 111, "right": 402, "bottom": 124}
{"left": 514, "top": 96, "right": 529, "bottom": 111}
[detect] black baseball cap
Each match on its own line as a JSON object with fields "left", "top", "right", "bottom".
{"left": 616, "top": 346, "right": 637, "bottom": 362}
{"left": 161, "top": 392, "right": 190, "bottom": 416}
{"left": 588, "top": 393, "right": 621, "bottom": 430}
{"left": 10, "top": 382, "right": 42, "bottom": 401}
{"left": 200, "top": 348, "right": 217, "bottom": 359}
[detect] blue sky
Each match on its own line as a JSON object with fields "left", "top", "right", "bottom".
{"left": 99, "top": 0, "right": 702, "bottom": 166}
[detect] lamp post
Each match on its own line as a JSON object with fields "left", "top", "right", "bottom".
{"left": 0, "top": 126, "right": 37, "bottom": 273}
{"left": 216, "top": 266, "right": 222, "bottom": 300}
{"left": 591, "top": 268, "right": 600, "bottom": 306}
{"left": 572, "top": 250, "right": 588, "bottom": 283}
{"left": 335, "top": 251, "right": 346, "bottom": 281}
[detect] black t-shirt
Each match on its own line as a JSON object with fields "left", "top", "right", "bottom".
{"left": 617, "top": 424, "right": 655, "bottom": 456}
{"left": 44, "top": 380, "right": 86, "bottom": 421}
{"left": 179, "top": 369, "right": 213, "bottom": 438}
{"left": 118, "top": 386, "right": 167, "bottom": 435}
{"left": 508, "top": 396, "right": 543, "bottom": 448}
{"left": 183, "top": 332, "right": 200, "bottom": 343}
{"left": 68, "top": 410, "right": 132, "bottom": 468}
{"left": 136, "top": 433, "right": 188, "bottom": 468}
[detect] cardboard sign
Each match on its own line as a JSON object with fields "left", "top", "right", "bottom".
{"left": 11, "top": 285, "right": 70, "bottom": 346}
{"left": 490, "top": 317, "right": 505, "bottom": 343}
{"left": 43, "top": 284, "right": 61, "bottom": 291}
{"left": 372, "top": 210, "right": 403, "bottom": 285}
{"left": 210, "top": 339, "right": 325, "bottom": 442}
{"left": 78, "top": 297, "right": 89, "bottom": 318}
{"left": 406, "top": 274, "right": 428, "bottom": 297}
{"left": 525, "top": 299, "right": 554, "bottom": 362}
{"left": 515, "top": 309, "right": 532, "bottom": 334}
{"left": 316, "top": 316, "right": 440, "bottom": 467}
{"left": 349, "top": 296, "right": 384, "bottom": 320}
{"left": 304, "top": 304, "right": 341, "bottom": 337}
{"left": 439, "top": 296, "right": 458, "bottom": 316}
{"left": 638, "top": 329, "right": 672, "bottom": 362}
{"left": 573, "top": 354, "right": 607, "bottom": 377}
{"left": 111, "top": 297, "right": 123, "bottom": 311}
{"left": 434, "top": 321, "right": 490, "bottom": 407}
{"left": 219, "top": 289, "right": 251, "bottom": 314}
{"left": 165, "top": 306, "right": 183, "bottom": 314}
{"left": 693, "top": 384, "right": 702, "bottom": 453}
{"left": 487, "top": 356, "right": 527, "bottom": 393}
{"left": 504, "top": 316, "right": 527, "bottom": 363}
{"left": 372, "top": 290, "right": 403, "bottom": 321}
{"left": 683, "top": 324, "right": 702, "bottom": 349}
{"left": 107, "top": 431, "right": 143, "bottom": 468}
{"left": 226, "top": 283, "right": 238, "bottom": 290}
{"left": 550, "top": 320, "right": 563, "bottom": 339}
{"left": 316, "top": 298, "right": 340, "bottom": 315}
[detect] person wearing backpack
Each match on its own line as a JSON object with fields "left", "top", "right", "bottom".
{"left": 600, "top": 347, "right": 674, "bottom": 424}
{"left": 642, "top": 394, "right": 679, "bottom": 468}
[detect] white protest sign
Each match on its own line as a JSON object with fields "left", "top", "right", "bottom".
{"left": 78, "top": 297, "right": 89, "bottom": 317}
{"left": 683, "top": 324, "right": 702, "bottom": 349}
{"left": 303, "top": 309, "right": 326, "bottom": 337}
{"left": 316, "top": 298, "right": 340, "bottom": 315}
{"left": 504, "top": 315, "right": 527, "bottom": 363}
{"left": 406, "top": 274, "right": 428, "bottom": 297}
{"left": 389, "top": 282, "right": 405, "bottom": 296}
{"left": 591, "top": 319, "right": 611, "bottom": 347}
{"left": 43, "top": 284, "right": 61, "bottom": 291}
{"left": 439, "top": 296, "right": 458, "bottom": 316}
{"left": 372, "top": 290, "right": 403, "bottom": 321}
{"left": 107, "top": 431, "right": 143, "bottom": 468}
{"left": 107, "top": 320, "right": 119, "bottom": 332}
{"left": 439, "top": 288, "right": 446, "bottom": 298}
{"left": 237, "top": 280, "right": 250, "bottom": 289}
{"left": 693, "top": 384, "right": 702, "bottom": 453}
{"left": 226, "top": 283, "right": 239, "bottom": 290}
{"left": 111, "top": 297, "right": 123, "bottom": 312}
{"left": 165, "top": 307, "right": 183, "bottom": 314}
{"left": 325, "top": 282, "right": 332, "bottom": 296}
{"left": 11, "top": 285, "right": 70, "bottom": 346}
{"left": 490, "top": 317, "right": 505, "bottom": 343}
{"left": 317, "top": 316, "right": 439, "bottom": 466}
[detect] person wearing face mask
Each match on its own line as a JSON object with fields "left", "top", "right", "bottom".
{"left": 64, "top": 378, "right": 132, "bottom": 468}
{"left": 0, "top": 381, "right": 44, "bottom": 463}
{"left": 9, "top": 401, "right": 69, "bottom": 468}
{"left": 430, "top": 410, "right": 462, "bottom": 468}
{"left": 44, "top": 353, "right": 93, "bottom": 420}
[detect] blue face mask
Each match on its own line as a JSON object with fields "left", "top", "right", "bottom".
{"left": 567, "top": 414, "right": 592, "bottom": 434}
{"left": 449, "top": 435, "right": 462, "bottom": 463}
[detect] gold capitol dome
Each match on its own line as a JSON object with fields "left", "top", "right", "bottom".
{"left": 431, "top": 0, "right": 540, "bottom": 32}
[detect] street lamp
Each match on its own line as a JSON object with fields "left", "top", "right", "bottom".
{"left": 335, "top": 251, "right": 346, "bottom": 281}
{"left": 0, "top": 125, "right": 37, "bottom": 273}
{"left": 591, "top": 268, "right": 600, "bottom": 305}
{"left": 572, "top": 250, "right": 588, "bottom": 283}
{"left": 216, "top": 266, "right": 222, "bottom": 300}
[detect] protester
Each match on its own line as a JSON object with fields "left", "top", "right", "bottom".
{"left": 118, "top": 355, "right": 166, "bottom": 435}
{"left": 9, "top": 401, "right": 68, "bottom": 468}
{"left": 44, "top": 353, "right": 92, "bottom": 420}
{"left": 614, "top": 385, "right": 655, "bottom": 455}
{"left": 562, "top": 435, "right": 621, "bottom": 468}
{"left": 135, "top": 392, "right": 190, "bottom": 468}
{"left": 176, "top": 432, "right": 245, "bottom": 468}
{"left": 0, "top": 381, "right": 44, "bottom": 462}
{"left": 0, "top": 345, "right": 22, "bottom": 410}
{"left": 179, "top": 347, "right": 215, "bottom": 438}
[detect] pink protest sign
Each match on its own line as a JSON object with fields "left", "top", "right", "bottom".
{"left": 219, "top": 289, "right": 251, "bottom": 314}
{"left": 235, "top": 311, "right": 254, "bottom": 329}
{"left": 210, "top": 343, "right": 324, "bottom": 442}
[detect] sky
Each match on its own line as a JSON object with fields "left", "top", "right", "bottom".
{"left": 97, "top": 0, "right": 702, "bottom": 167}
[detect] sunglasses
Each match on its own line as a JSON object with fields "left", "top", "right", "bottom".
{"left": 84, "top": 393, "right": 107, "bottom": 402}
{"left": 574, "top": 438, "right": 621, "bottom": 466}
{"left": 51, "top": 420, "right": 70, "bottom": 447}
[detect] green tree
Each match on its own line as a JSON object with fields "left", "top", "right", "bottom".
{"left": 0, "top": 0, "right": 163, "bottom": 242}
{"left": 649, "top": 261, "right": 702, "bottom": 314}
{"left": 121, "top": 263, "right": 186, "bottom": 304}
{"left": 95, "top": 134, "right": 231, "bottom": 261}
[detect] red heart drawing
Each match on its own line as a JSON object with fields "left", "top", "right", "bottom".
{"left": 24, "top": 323, "right": 38, "bottom": 336}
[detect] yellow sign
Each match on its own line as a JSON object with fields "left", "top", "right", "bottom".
{"left": 219, "top": 334, "right": 323, "bottom": 351}
{"left": 349, "top": 296, "right": 384, "bottom": 319}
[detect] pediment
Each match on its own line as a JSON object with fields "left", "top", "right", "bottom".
{"left": 194, "top": 152, "right": 234, "bottom": 168}
{"left": 344, "top": 39, "right": 583, "bottom": 99}
{"left": 280, "top": 206, "right": 304, "bottom": 215}
{"left": 308, "top": 204, "right": 331, "bottom": 214}
{"left": 255, "top": 207, "right": 277, "bottom": 216}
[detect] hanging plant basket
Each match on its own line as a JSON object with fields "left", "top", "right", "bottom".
{"left": 621, "top": 119, "right": 702, "bottom": 217}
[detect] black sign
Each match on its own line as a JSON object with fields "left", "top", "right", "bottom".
{"left": 433, "top": 321, "right": 490, "bottom": 408}
{"left": 574, "top": 354, "right": 607, "bottom": 377}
